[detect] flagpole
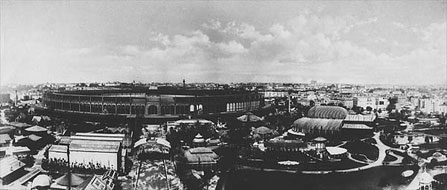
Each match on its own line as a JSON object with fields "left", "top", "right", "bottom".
{"left": 67, "top": 144, "right": 71, "bottom": 190}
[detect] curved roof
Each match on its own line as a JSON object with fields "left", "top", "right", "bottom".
{"left": 292, "top": 117, "right": 343, "bottom": 131}
{"left": 307, "top": 106, "right": 348, "bottom": 119}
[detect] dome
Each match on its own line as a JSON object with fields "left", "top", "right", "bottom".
{"left": 307, "top": 106, "right": 348, "bottom": 119}
{"left": 32, "top": 174, "right": 51, "bottom": 188}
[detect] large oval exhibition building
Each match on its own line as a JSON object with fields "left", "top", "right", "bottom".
{"left": 41, "top": 88, "right": 264, "bottom": 122}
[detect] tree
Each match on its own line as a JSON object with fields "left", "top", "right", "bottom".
{"left": 366, "top": 106, "right": 373, "bottom": 112}
{"left": 386, "top": 97, "right": 398, "bottom": 113}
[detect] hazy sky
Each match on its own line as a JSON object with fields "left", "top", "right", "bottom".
{"left": 1, "top": 1, "right": 446, "bottom": 85}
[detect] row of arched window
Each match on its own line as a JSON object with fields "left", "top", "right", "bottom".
{"left": 226, "top": 101, "right": 260, "bottom": 112}
{"left": 50, "top": 101, "right": 236, "bottom": 115}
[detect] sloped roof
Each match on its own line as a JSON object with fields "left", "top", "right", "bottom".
{"left": 184, "top": 147, "right": 218, "bottom": 164}
{"left": 28, "top": 134, "right": 43, "bottom": 141}
{"left": 49, "top": 145, "right": 67, "bottom": 153}
{"left": 0, "top": 134, "right": 11, "bottom": 144}
{"left": 0, "top": 156, "right": 25, "bottom": 178}
{"left": 174, "top": 119, "right": 214, "bottom": 125}
{"left": 344, "top": 114, "right": 376, "bottom": 122}
{"left": 55, "top": 173, "right": 84, "bottom": 186}
{"left": 69, "top": 139, "right": 120, "bottom": 153}
{"left": 8, "top": 122, "right": 31, "bottom": 129}
{"left": 292, "top": 117, "right": 344, "bottom": 131}
{"left": 307, "top": 106, "right": 348, "bottom": 119}
{"left": 25, "top": 125, "right": 47, "bottom": 132}
{"left": 0, "top": 126, "right": 15, "bottom": 134}
{"left": 342, "top": 124, "right": 373, "bottom": 130}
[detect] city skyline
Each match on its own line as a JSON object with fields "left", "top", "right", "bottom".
{"left": 1, "top": 1, "right": 446, "bottom": 86}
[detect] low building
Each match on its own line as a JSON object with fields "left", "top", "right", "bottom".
{"left": 0, "top": 134, "right": 12, "bottom": 147}
{"left": 354, "top": 96, "right": 388, "bottom": 110}
{"left": 184, "top": 147, "right": 219, "bottom": 170}
{"left": 49, "top": 133, "right": 125, "bottom": 172}
{"left": 0, "top": 94, "right": 10, "bottom": 105}
{"left": 0, "top": 157, "right": 26, "bottom": 185}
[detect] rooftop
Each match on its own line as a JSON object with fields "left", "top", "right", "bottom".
{"left": 307, "top": 106, "right": 348, "bottom": 119}
{"left": 0, "top": 157, "right": 25, "bottom": 179}
{"left": 69, "top": 139, "right": 120, "bottom": 153}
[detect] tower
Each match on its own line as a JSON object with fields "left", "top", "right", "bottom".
{"left": 15, "top": 90, "right": 18, "bottom": 106}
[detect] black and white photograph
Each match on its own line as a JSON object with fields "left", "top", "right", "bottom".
{"left": 0, "top": 0, "right": 446, "bottom": 189}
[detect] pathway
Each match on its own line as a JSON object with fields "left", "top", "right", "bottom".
{"left": 385, "top": 150, "right": 404, "bottom": 165}
{"left": 238, "top": 132, "right": 412, "bottom": 175}
{"left": 347, "top": 153, "right": 374, "bottom": 164}
{"left": 302, "top": 132, "right": 394, "bottom": 174}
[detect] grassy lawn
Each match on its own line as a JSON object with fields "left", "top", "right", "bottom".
{"left": 383, "top": 153, "right": 398, "bottom": 162}
{"left": 342, "top": 139, "right": 379, "bottom": 161}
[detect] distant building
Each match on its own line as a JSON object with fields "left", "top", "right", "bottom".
{"left": 42, "top": 88, "right": 264, "bottom": 122}
{"left": 354, "top": 96, "right": 388, "bottom": 110}
{"left": 0, "top": 94, "right": 10, "bottom": 105}
{"left": 262, "top": 90, "right": 288, "bottom": 98}
{"left": 418, "top": 98, "right": 446, "bottom": 114}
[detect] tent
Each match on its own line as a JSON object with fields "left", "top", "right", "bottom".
{"left": 134, "top": 138, "right": 171, "bottom": 149}
{"left": 55, "top": 173, "right": 85, "bottom": 187}
{"left": 28, "top": 134, "right": 42, "bottom": 142}
{"left": 134, "top": 137, "right": 171, "bottom": 158}
{"left": 25, "top": 125, "right": 47, "bottom": 132}
{"left": 192, "top": 133, "right": 205, "bottom": 143}
{"left": 237, "top": 112, "right": 263, "bottom": 123}
{"left": 254, "top": 126, "right": 273, "bottom": 135}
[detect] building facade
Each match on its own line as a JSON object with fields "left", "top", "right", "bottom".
{"left": 42, "top": 89, "right": 264, "bottom": 119}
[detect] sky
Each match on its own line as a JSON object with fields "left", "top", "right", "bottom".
{"left": 1, "top": 0, "right": 446, "bottom": 85}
